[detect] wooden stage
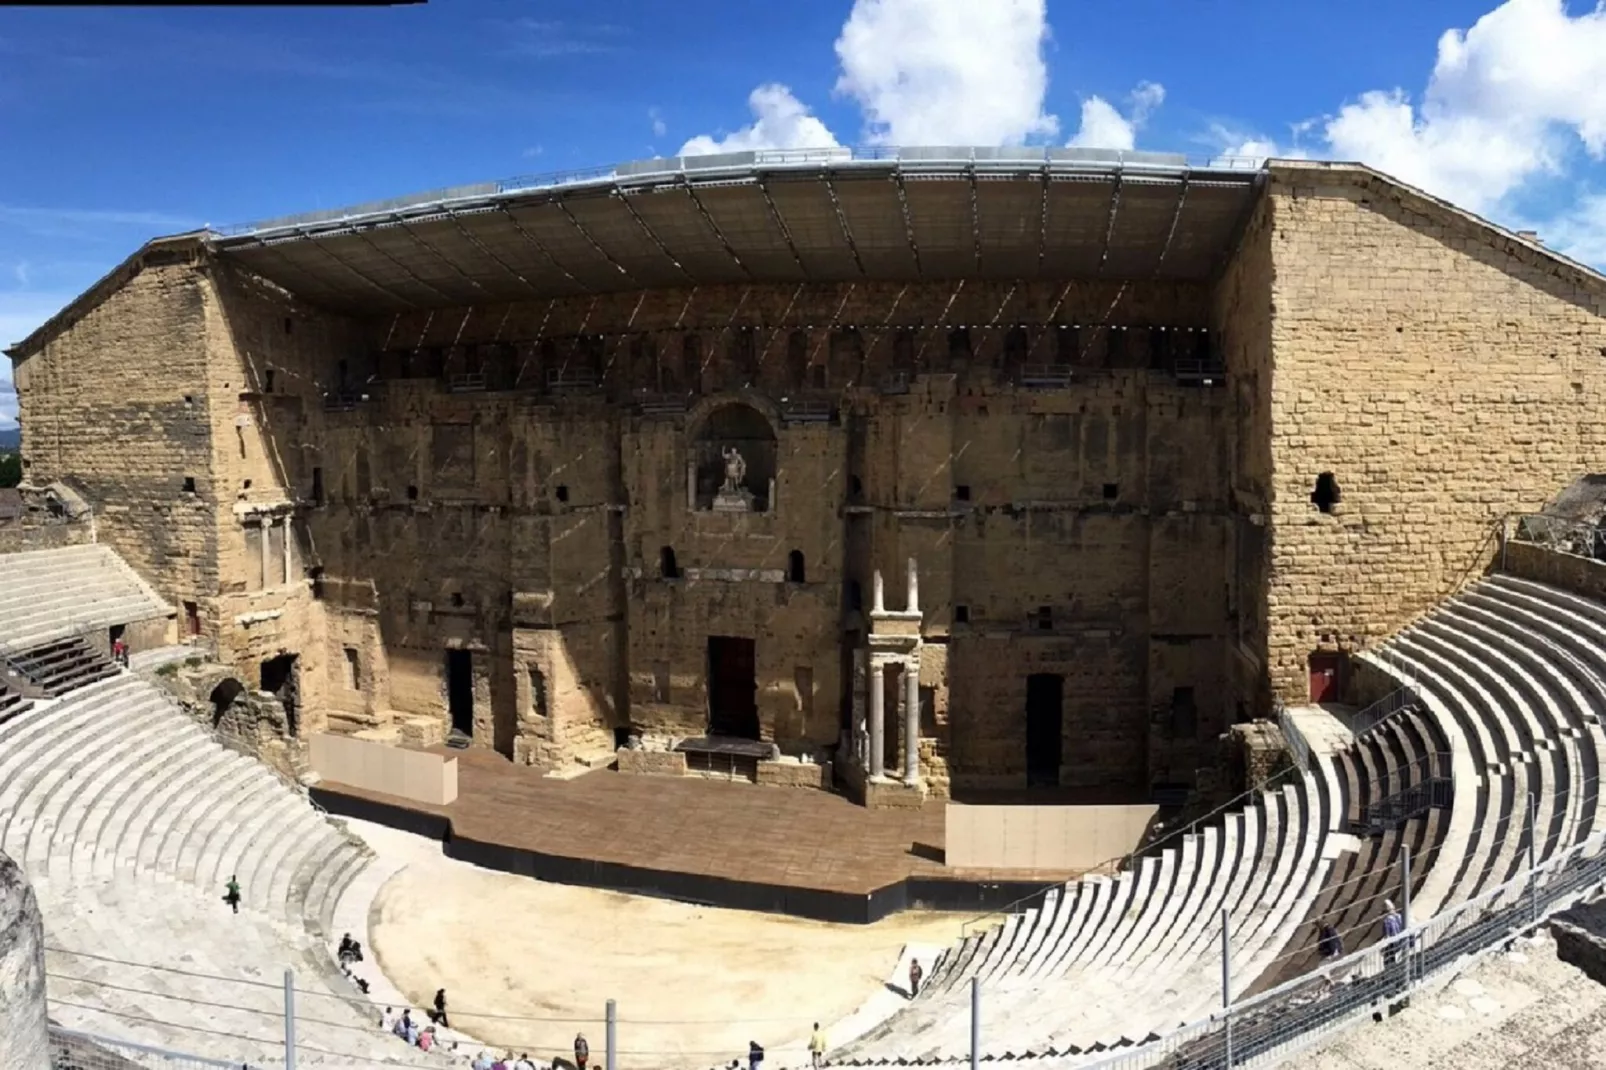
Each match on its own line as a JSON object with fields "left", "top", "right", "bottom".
{"left": 312, "top": 749, "right": 1081, "bottom": 923}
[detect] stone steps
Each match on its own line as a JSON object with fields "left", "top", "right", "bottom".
{"left": 0, "top": 545, "right": 170, "bottom": 657}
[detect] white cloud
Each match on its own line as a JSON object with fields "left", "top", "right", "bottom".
{"left": 678, "top": 84, "right": 840, "bottom": 156}
{"left": 649, "top": 107, "right": 667, "bottom": 139}
{"left": 0, "top": 379, "right": 14, "bottom": 430}
{"left": 1529, "top": 192, "right": 1606, "bottom": 269}
{"left": 1317, "top": 0, "right": 1606, "bottom": 214}
{"left": 1067, "top": 81, "right": 1165, "bottom": 150}
{"left": 0, "top": 290, "right": 74, "bottom": 427}
{"left": 833, "top": 0, "right": 1058, "bottom": 145}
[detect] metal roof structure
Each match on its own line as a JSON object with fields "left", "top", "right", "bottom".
{"left": 208, "top": 147, "right": 1269, "bottom": 315}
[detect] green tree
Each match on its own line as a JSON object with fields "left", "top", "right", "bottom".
{"left": 0, "top": 452, "right": 20, "bottom": 489}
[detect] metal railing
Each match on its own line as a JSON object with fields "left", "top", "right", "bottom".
{"left": 1278, "top": 701, "right": 1312, "bottom": 775}
{"left": 1349, "top": 684, "right": 1418, "bottom": 739}
{"left": 1351, "top": 751, "right": 1454, "bottom": 836}
{"left": 50, "top": 1026, "right": 242, "bottom": 1070}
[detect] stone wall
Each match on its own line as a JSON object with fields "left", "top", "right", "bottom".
{"left": 0, "top": 517, "right": 90, "bottom": 555}
{"left": 0, "top": 850, "right": 48, "bottom": 1070}
{"left": 1503, "top": 540, "right": 1606, "bottom": 603}
{"left": 1260, "top": 162, "right": 1606, "bottom": 703}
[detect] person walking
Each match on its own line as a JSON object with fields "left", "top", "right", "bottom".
{"left": 908, "top": 958, "right": 923, "bottom": 998}
{"left": 223, "top": 875, "right": 241, "bottom": 914}
{"left": 432, "top": 988, "right": 450, "bottom": 1028}
{"left": 809, "top": 1023, "right": 827, "bottom": 1069}
{"left": 1317, "top": 922, "right": 1343, "bottom": 960}
{"left": 574, "top": 1033, "right": 589, "bottom": 1070}
{"left": 1381, "top": 899, "right": 1405, "bottom": 968}
{"left": 748, "top": 1041, "right": 764, "bottom": 1070}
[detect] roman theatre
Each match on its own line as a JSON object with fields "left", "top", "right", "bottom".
{"left": 6, "top": 147, "right": 1606, "bottom": 1069}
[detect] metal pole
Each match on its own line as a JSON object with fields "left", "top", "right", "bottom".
{"left": 1221, "top": 907, "right": 1233, "bottom": 1069}
{"left": 1401, "top": 843, "right": 1413, "bottom": 991}
{"left": 969, "top": 977, "right": 980, "bottom": 1070}
{"left": 1528, "top": 791, "right": 1539, "bottom": 925}
{"left": 606, "top": 998, "right": 617, "bottom": 1070}
{"left": 283, "top": 969, "right": 296, "bottom": 1070}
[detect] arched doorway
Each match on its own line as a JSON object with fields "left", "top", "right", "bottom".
{"left": 209, "top": 678, "right": 246, "bottom": 729}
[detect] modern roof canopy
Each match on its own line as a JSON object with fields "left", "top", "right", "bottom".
{"left": 207, "top": 147, "right": 1269, "bottom": 314}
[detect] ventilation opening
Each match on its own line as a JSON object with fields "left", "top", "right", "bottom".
{"left": 955, "top": 605, "right": 970, "bottom": 624}
{"left": 182, "top": 476, "right": 196, "bottom": 494}
{"left": 406, "top": 485, "right": 419, "bottom": 501}
{"left": 849, "top": 475, "right": 863, "bottom": 499}
{"left": 1033, "top": 605, "right": 1052, "bottom": 631}
{"left": 264, "top": 369, "right": 276, "bottom": 394}
{"left": 556, "top": 485, "right": 569, "bottom": 503}
{"left": 283, "top": 317, "right": 293, "bottom": 335}
{"left": 955, "top": 485, "right": 971, "bottom": 502}
{"left": 1102, "top": 483, "right": 1118, "bottom": 500}
{"left": 309, "top": 567, "right": 325, "bottom": 601}
{"left": 660, "top": 546, "right": 680, "bottom": 580}
{"left": 787, "top": 550, "right": 806, "bottom": 583}
{"left": 1311, "top": 472, "right": 1341, "bottom": 513}
{"left": 311, "top": 467, "right": 324, "bottom": 505}
{"left": 343, "top": 647, "right": 361, "bottom": 690}
{"left": 451, "top": 592, "right": 465, "bottom": 608}
{"left": 847, "top": 580, "right": 863, "bottom": 612}
{"left": 528, "top": 665, "right": 549, "bottom": 717}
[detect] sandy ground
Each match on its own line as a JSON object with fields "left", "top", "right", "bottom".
{"left": 354, "top": 820, "right": 971, "bottom": 1070}
{"left": 1303, "top": 931, "right": 1606, "bottom": 1069}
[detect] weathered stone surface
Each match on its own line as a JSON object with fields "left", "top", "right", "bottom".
{"left": 0, "top": 850, "right": 48, "bottom": 1070}
{"left": 1552, "top": 900, "right": 1606, "bottom": 987}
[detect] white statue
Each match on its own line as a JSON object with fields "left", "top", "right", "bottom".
{"left": 721, "top": 446, "right": 748, "bottom": 493}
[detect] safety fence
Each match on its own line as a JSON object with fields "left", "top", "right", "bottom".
{"left": 1347, "top": 684, "right": 1420, "bottom": 741}
{"left": 1508, "top": 513, "right": 1606, "bottom": 562}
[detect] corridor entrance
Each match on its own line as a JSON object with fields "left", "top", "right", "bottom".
{"left": 259, "top": 653, "right": 300, "bottom": 735}
{"left": 1025, "top": 673, "right": 1064, "bottom": 788}
{"left": 707, "top": 636, "right": 759, "bottom": 739}
{"left": 446, "top": 649, "right": 474, "bottom": 738}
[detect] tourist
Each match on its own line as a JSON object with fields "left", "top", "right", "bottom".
{"left": 809, "top": 1022, "right": 827, "bottom": 1069}
{"left": 1381, "top": 899, "right": 1404, "bottom": 967}
{"left": 512, "top": 1053, "right": 535, "bottom": 1070}
{"left": 472, "top": 1050, "right": 493, "bottom": 1070}
{"left": 223, "top": 875, "right": 241, "bottom": 914}
{"left": 111, "top": 637, "right": 128, "bottom": 667}
{"left": 380, "top": 1007, "right": 397, "bottom": 1032}
{"left": 748, "top": 1040, "right": 764, "bottom": 1070}
{"left": 419, "top": 1027, "right": 437, "bottom": 1052}
{"left": 338, "top": 933, "right": 364, "bottom": 965}
{"left": 908, "top": 958, "right": 923, "bottom": 998}
{"left": 574, "top": 1032, "right": 590, "bottom": 1070}
{"left": 433, "top": 987, "right": 451, "bottom": 1028}
{"left": 1318, "top": 923, "right": 1343, "bottom": 960}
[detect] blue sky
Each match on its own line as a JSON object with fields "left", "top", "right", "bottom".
{"left": 5, "top": 0, "right": 1606, "bottom": 429}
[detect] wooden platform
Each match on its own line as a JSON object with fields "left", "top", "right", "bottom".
{"left": 313, "top": 749, "right": 1082, "bottom": 923}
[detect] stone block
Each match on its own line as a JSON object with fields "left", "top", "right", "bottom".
{"left": 1552, "top": 901, "right": 1606, "bottom": 986}
{"left": 0, "top": 850, "right": 48, "bottom": 1070}
{"left": 615, "top": 748, "right": 687, "bottom": 777}
{"left": 863, "top": 778, "right": 927, "bottom": 811}
{"left": 397, "top": 715, "right": 445, "bottom": 749}
{"left": 756, "top": 758, "right": 831, "bottom": 789}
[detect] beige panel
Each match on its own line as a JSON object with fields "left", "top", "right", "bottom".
{"left": 310, "top": 732, "right": 458, "bottom": 805}
{"left": 944, "top": 803, "right": 1158, "bottom": 870}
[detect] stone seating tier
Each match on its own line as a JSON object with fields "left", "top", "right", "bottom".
{"left": 5, "top": 635, "right": 118, "bottom": 696}
{"left": 0, "top": 545, "right": 171, "bottom": 656}
{"left": 0, "top": 677, "right": 32, "bottom": 723}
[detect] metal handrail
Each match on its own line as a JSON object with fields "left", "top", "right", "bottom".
{"left": 1350, "top": 684, "right": 1418, "bottom": 739}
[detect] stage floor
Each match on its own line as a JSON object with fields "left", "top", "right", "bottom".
{"left": 315, "top": 749, "right": 1084, "bottom": 919}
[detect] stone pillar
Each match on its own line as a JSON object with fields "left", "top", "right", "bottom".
{"left": 873, "top": 570, "right": 886, "bottom": 614}
{"left": 851, "top": 648, "right": 868, "bottom": 766}
{"left": 686, "top": 461, "right": 697, "bottom": 511}
{"left": 904, "top": 658, "right": 921, "bottom": 782}
{"left": 0, "top": 851, "right": 48, "bottom": 1070}
{"left": 260, "top": 522, "right": 272, "bottom": 590}
{"left": 281, "top": 517, "right": 293, "bottom": 585}
{"left": 907, "top": 557, "right": 920, "bottom": 614}
{"left": 868, "top": 660, "right": 885, "bottom": 779}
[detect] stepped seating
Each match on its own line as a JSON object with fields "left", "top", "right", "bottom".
{"left": 5, "top": 635, "right": 118, "bottom": 696}
{"left": 0, "top": 676, "right": 32, "bottom": 722}
{"left": 830, "top": 766, "right": 1336, "bottom": 1063}
{"left": 0, "top": 672, "right": 412, "bottom": 1063}
{"left": 0, "top": 544, "right": 171, "bottom": 656}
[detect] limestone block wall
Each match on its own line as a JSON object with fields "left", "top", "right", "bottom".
{"left": 11, "top": 256, "right": 220, "bottom": 619}
{"left": 1260, "top": 163, "right": 1606, "bottom": 701}
{"left": 0, "top": 849, "right": 48, "bottom": 1070}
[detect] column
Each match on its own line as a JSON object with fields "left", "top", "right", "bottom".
{"left": 260, "top": 521, "right": 272, "bottom": 590}
{"left": 906, "top": 557, "right": 920, "bottom": 614}
{"left": 872, "top": 569, "right": 886, "bottom": 614}
{"left": 869, "top": 660, "right": 886, "bottom": 779}
{"left": 904, "top": 658, "right": 921, "bottom": 782}
{"left": 282, "top": 517, "right": 294, "bottom": 585}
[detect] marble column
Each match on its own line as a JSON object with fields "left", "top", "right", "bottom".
{"left": 282, "top": 517, "right": 294, "bottom": 585}
{"left": 906, "top": 557, "right": 920, "bottom": 614}
{"left": 872, "top": 569, "right": 886, "bottom": 614}
{"left": 904, "top": 658, "right": 921, "bottom": 782}
{"left": 260, "top": 522, "right": 272, "bottom": 590}
{"left": 869, "top": 660, "right": 886, "bottom": 779}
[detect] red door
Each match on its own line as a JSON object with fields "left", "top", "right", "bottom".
{"left": 1308, "top": 652, "right": 1343, "bottom": 704}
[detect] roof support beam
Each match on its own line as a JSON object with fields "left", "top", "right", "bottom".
{"left": 893, "top": 173, "right": 923, "bottom": 276}
{"left": 756, "top": 178, "right": 808, "bottom": 276}
{"left": 554, "top": 199, "right": 636, "bottom": 284}
{"left": 680, "top": 180, "right": 753, "bottom": 280}
{"left": 968, "top": 166, "right": 984, "bottom": 276}
{"left": 1096, "top": 173, "right": 1124, "bottom": 275}
{"left": 290, "top": 228, "right": 420, "bottom": 309}
{"left": 349, "top": 229, "right": 457, "bottom": 303}
{"left": 496, "top": 207, "right": 589, "bottom": 293}
{"left": 614, "top": 188, "right": 696, "bottom": 282}
{"left": 247, "top": 235, "right": 396, "bottom": 309}
{"left": 1153, "top": 173, "right": 1191, "bottom": 276}
{"left": 393, "top": 215, "right": 493, "bottom": 300}
{"left": 822, "top": 175, "right": 867, "bottom": 276}
{"left": 441, "top": 207, "right": 545, "bottom": 296}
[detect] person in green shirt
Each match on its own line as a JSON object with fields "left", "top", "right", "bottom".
{"left": 224, "top": 875, "right": 241, "bottom": 914}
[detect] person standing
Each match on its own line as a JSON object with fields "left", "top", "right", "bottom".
{"left": 1381, "top": 899, "right": 1404, "bottom": 967}
{"left": 809, "top": 1023, "right": 827, "bottom": 1069}
{"left": 223, "top": 875, "right": 241, "bottom": 914}
{"left": 574, "top": 1033, "right": 589, "bottom": 1070}
{"left": 908, "top": 958, "right": 923, "bottom": 998}
{"left": 748, "top": 1041, "right": 764, "bottom": 1070}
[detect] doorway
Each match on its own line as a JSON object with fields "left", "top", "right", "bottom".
{"left": 707, "top": 636, "right": 759, "bottom": 739}
{"left": 260, "top": 654, "right": 300, "bottom": 736}
{"left": 883, "top": 663, "right": 904, "bottom": 770}
{"left": 1025, "top": 673, "right": 1064, "bottom": 788}
{"left": 446, "top": 649, "right": 475, "bottom": 738}
{"left": 1308, "top": 652, "right": 1344, "bottom": 704}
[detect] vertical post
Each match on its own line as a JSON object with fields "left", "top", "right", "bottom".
{"left": 283, "top": 969, "right": 296, "bottom": 1070}
{"left": 1221, "top": 907, "right": 1233, "bottom": 1069}
{"left": 1527, "top": 790, "right": 1539, "bottom": 925}
{"left": 969, "top": 977, "right": 980, "bottom": 1070}
{"left": 606, "top": 999, "right": 617, "bottom": 1070}
{"left": 872, "top": 569, "right": 886, "bottom": 614}
{"left": 906, "top": 556, "right": 920, "bottom": 614}
{"left": 1401, "top": 843, "right": 1413, "bottom": 990}
{"left": 904, "top": 658, "right": 921, "bottom": 782}
{"left": 869, "top": 660, "right": 886, "bottom": 779}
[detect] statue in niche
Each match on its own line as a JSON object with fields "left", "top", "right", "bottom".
{"left": 721, "top": 446, "right": 748, "bottom": 493}
{"left": 712, "top": 445, "right": 756, "bottom": 514}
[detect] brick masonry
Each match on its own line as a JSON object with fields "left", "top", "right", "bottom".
{"left": 11, "top": 162, "right": 1606, "bottom": 804}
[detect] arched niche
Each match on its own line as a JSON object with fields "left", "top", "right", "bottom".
{"left": 209, "top": 678, "right": 247, "bottom": 728}
{"left": 687, "top": 397, "right": 779, "bottom": 513}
